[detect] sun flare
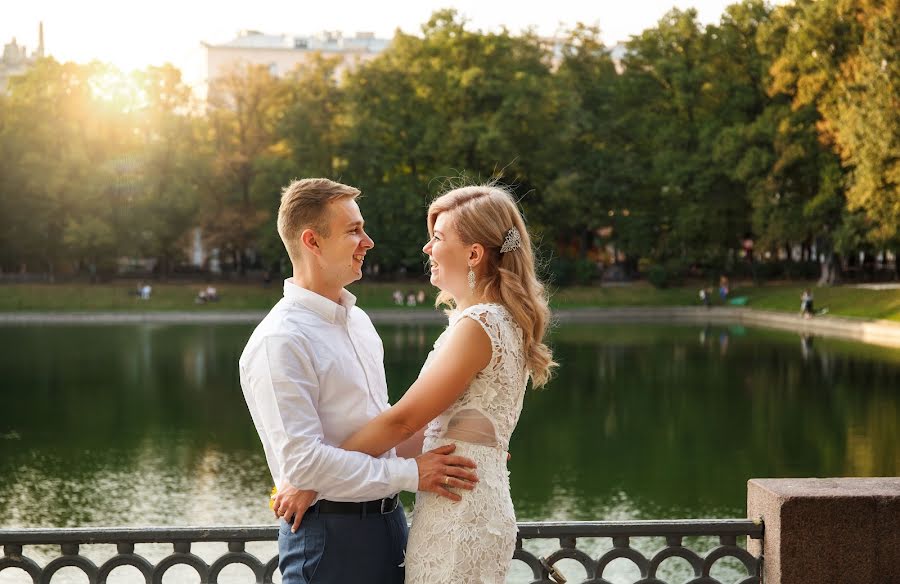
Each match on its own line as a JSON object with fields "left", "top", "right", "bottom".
{"left": 86, "top": 68, "right": 147, "bottom": 112}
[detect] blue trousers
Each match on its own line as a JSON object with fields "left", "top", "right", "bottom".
{"left": 278, "top": 504, "right": 408, "bottom": 584}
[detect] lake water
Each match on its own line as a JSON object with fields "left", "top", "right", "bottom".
{"left": 2, "top": 320, "right": 898, "bottom": 582}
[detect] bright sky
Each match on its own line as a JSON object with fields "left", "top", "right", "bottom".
{"left": 4, "top": 0, "right": 776, "bottom": 81}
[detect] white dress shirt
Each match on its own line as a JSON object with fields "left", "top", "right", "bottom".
{"left": 239, "top": 279, "right": 419, "bottom": 502}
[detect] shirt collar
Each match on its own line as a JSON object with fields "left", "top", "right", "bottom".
{"left": 283, "top": 278, "right": 357, "bottom": 323}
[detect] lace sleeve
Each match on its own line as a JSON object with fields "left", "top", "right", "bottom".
{"left": 458, "top": 304, "right": 504, "bottom": 376}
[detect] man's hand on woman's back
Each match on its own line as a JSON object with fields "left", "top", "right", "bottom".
{"left": 271, "top": 443, "right": 478, "bottom": 533}
{"left": 415, "top": 443, "right": 478, "bottom": 502}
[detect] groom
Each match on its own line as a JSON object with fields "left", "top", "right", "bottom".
{"left": 239, "top": 178, "right": 478, "bottom": 584}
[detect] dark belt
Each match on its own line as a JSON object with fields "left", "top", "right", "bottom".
{"left": 305, "top": 494, "right": 400, "bottom": 517}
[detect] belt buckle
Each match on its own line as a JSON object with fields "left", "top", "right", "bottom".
{"left": 380, "top": 495, "right": 397, "bottom": 514}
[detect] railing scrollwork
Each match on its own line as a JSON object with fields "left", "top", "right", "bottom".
{"left": 0, "top": 519, "right": 762, "bottom": 583}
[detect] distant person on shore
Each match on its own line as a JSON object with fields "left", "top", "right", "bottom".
{"left": 196, "top": 286, "right": 219, "bottom": 304}
{"left": 140, "top": 283, "right": 152, "bottom": 300}
{"left": 699, "top": 288, "right": 710, "bottom": 308}
{"left": 406, "top": 290, "right": 417, "bottom": 306}
{"left": 392, "top": 289, "right": 404, "bottom": 305}
{"left": 718, "top": 276, "right": 729, "bottom": 302}
{"left": 801, "top": 289, "right": 814, "bottom": 319}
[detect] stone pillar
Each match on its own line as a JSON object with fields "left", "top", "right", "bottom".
{"left": 747, "top": 478, "right": 900, "bottom": 584}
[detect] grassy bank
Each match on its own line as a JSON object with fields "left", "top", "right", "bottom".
{"left": 553, "top": 282, "right": 900, "bottom": 321}
{"left": 0, "top": 281, "right": 898, "bottom": 321}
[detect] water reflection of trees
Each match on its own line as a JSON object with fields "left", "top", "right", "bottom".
{"left": 377, "top": 322, "right": 900, "bottom": 519}
{"left": 1, "top": 323, "right": 897, "bottom": 529}
{"left": 0, "top": 324, "right": 260, "bottom": 450}
{"left": 511, "top": 325, "right": 900, "bottom": 520}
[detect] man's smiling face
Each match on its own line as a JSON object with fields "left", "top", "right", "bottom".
{"left": 317, "top": 198, "right": 374, "bottom": 288}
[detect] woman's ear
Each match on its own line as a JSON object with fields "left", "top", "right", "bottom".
{"left": 469, "top": 243, "right": 485, "bottom": 267}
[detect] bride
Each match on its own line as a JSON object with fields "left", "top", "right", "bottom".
{"left": 339, "top": 184, "right": 556, "bottom": 582}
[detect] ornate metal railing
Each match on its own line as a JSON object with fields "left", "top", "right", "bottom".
{"left": 0, "top": 519, "right": 763, "bottom": 584}
{"left": 514, "top": 519, "right": 763, "bottom": 584}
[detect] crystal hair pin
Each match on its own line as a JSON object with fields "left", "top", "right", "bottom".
{"left": 500, "top": 226, "right": 522, "bottom": 253}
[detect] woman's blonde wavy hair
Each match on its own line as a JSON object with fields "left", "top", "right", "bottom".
{"left": 427, "top": 184, "right": 557, "bottom": 389}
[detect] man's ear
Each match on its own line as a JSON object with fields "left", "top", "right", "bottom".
{"left": 469, "top": 244, "right": 485, "bottom": 268}
{"left": 300, "top": 229, "right": 322, "bottom": 257}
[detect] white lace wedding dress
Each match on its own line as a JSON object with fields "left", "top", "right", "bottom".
{"left": 405, "top": 303, "right": 529, "bottom": 584}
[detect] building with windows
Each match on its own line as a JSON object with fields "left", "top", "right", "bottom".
{"left": 1, "top": 22, "right": 44, "bottom": 91}
{"left": 201, "top": 29, "right": 389, "bottom": 82}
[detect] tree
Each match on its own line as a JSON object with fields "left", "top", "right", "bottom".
{"left": 341, "top": 10, "right": 560, "bottom": 272}
{"left": 3, "top": 59, "right": 133, "bottom": 278}
{"left": 761, "top": 0, "right": 879, "bottom": 282}
{"left": 822, "top": 0, "right": 899, "bottom": 244}
{"left": 127, "top": 64, "right": 208, "bottom": 278}
{"left": 205, "top": 64, "right": 287, "bottom": 273}
{"left": 280, "top": 53, "right": 345, "bottom": 177}
{"left": 541, "top": 25, "right": 623, "bottom": 260}
{"left": 617, "top": 8, "right": 756, "bottom": 271}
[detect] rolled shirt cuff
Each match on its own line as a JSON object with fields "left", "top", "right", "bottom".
{"left": 390, "top": 456, "right": 420, "bottom": 493}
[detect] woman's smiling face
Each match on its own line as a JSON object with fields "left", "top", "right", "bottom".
{"left": 423, "top": 212, "right": 470, "bottom": 298}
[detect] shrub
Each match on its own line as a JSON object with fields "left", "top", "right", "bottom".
{"left": 645, "top": 260, "right": 685, "bottom": 288}
{"left": 546, "top": 257, "right": 598, "bottom": 286}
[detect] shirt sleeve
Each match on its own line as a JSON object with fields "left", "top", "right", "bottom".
{"left": 245, "top": 335, "right": 419, "bottom": 500}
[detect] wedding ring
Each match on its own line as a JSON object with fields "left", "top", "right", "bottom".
{"left": 443, "top": 476, "right": 450, "bottom": 486}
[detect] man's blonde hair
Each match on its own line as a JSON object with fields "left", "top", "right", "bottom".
{"left": 277, "top": 178, "right": 361, "bottom": 261}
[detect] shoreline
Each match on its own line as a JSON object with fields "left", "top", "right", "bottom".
{"left": 1, "top": 307, "right": 899, "bottom": 348}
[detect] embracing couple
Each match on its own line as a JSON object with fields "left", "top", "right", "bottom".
{"left": 239, "top": 178, "right": 555, "bottom": 583}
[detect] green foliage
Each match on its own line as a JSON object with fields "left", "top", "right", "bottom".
{"left": 546, "top": 257, "right": 597, "bottom": 287}
{"left": 646, "top": 260, "right": 688, "bottom": 289}
{"left": 0, "top": 2, "right": 897, "bottom": 282}
{"left": 765, "top": 0, "right": 899, "bottom": 243}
